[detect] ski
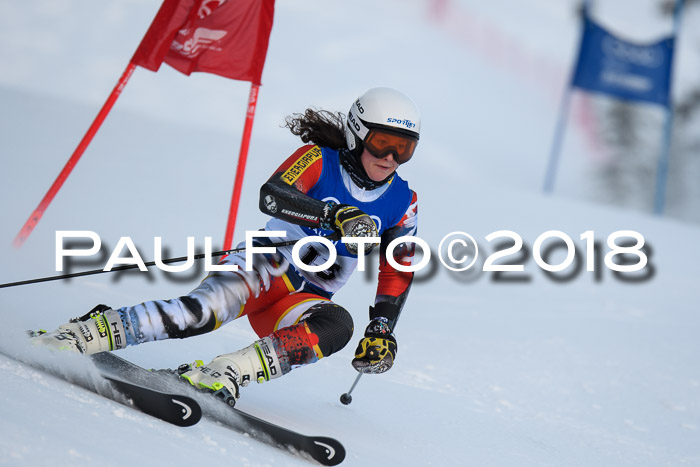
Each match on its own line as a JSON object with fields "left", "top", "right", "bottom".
{"left": 0, "top": 349, "right": 201, "bottom": 427}
{"left": 91, "top": 352, "right": 346, "bottom": 466}
{"left": 203, "top": 402, "right": 346, "bottom": 466}
{"left": 101, "top": 375, "right": 201, "bottom": 427}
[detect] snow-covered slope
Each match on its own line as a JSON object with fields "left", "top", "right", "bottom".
{"left": 1, "top": 1, "right": 699, "bottom": 466}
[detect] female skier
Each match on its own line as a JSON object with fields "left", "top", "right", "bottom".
{"left": 34, "top": 87, "right": 420, "bottom": 405}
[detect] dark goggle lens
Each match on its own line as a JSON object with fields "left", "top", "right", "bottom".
{"left": 364, "top": 129, "right": 418, "bottom": 164}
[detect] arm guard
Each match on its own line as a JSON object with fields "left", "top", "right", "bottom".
{"left": 259, "top": 178, "right": 332, "bottom": 228}
{"left": 258, "top": 145, "right": 334, "bottom": 228}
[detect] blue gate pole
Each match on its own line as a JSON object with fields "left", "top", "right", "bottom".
{"left": 543, "top": 88, "right": 574, "bottom": 194}
{"left": 653, "top": 0, "right": 684, "bottom": 215}
{"left": 543, "top": 0, "right": 591, "bottom": 194}
{"left": 653, "top": 110, "right": 675, "bottom": 215}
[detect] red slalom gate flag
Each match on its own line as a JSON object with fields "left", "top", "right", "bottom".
{"left": 134, "top": 0, "right": 276, "bottom": 249}
{"left": 132, "top": 0, "right": 275, "bottom": 84}
{"left": 13, "top": 0, "right": 275, "bottom": 249}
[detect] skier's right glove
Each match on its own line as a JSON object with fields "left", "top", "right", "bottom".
{"left": 352, "top": 317, "right": 397, "bottom": 374}
{"left": 322, "top": 203, "right": 378, "bottom": 255}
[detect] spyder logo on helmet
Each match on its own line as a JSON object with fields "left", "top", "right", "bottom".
{"left": 386, "top": 118, "right": 416, "bottom": 129}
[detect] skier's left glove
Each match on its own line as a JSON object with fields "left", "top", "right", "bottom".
{"left": 352, "top": 317, "right": 397, "bottom": 374}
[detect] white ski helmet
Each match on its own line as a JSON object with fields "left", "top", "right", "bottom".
{"left": 345, "top": 87, "right": 421, "bottom": 161}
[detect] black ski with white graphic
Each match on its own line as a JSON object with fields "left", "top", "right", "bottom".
{"left": 100, "top": 375, "right": 201, "bottom": 427}
{"left": 0, "top": 349, "right": 201, "bottom": 427}
{"left": 91, "top": 352, "right": 346, "bottom": 466}
{"left": 204, "top": 403, "right": 345, "bottom": 466}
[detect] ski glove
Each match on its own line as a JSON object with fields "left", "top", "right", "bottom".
{"left": 352, "top": 317, "right": 397, "bottom": 374}
{"left": 322, "top": 204, "right": 378, "bottom": 255}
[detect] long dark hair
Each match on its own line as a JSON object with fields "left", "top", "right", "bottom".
{"left": 285, "top": 109, "right": 347, "bottom": 150}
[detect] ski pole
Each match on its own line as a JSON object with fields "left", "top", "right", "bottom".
{"left": 340, "top": 317, "right": 400, "bottom": 405}
{"left": 0, "top": 236, "right": 330, "bottom": 289}
{"left": 340, "top": 373, "right": 363, "bottom": 405}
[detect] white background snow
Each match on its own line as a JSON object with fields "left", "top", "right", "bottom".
{"left": 1, "top": 0, "right": 699, "bottom": 465}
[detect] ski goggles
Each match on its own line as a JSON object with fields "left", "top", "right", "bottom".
{"left": 364, "top": 128, "right": 418, "bottom": 164}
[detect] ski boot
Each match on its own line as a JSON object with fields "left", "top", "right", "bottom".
{"left": 179, "top": 337, "right": 282, "bottom": 407}
{"left": 31, "top": 304, "right": 127, "bottom": 354}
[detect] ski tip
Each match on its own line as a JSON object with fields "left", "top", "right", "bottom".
{"left": 104, "top": 375, "right": 202, "bottom": 427}
{"left": 168, "top": 395, "right": 203, "bottom": 426}
{"left": 309, "top": 436, "right": 346, "bottom": 466}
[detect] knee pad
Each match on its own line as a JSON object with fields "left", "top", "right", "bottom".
{"left": 300, "top": 303, "right": 354, "bottom": 357}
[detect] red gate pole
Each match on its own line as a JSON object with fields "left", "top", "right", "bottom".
{"left": 13, "top": 62, "right": 138, "bottom": 248}
{"left": 223, "top": 82, "right": 260, "bottom": 251}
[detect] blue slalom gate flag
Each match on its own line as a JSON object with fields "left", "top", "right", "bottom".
{"left": 545, "top": 1, "right": 684, "bottom": 216}
{"left": 572, "top": 14, "right": 675, "bottom": 108}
